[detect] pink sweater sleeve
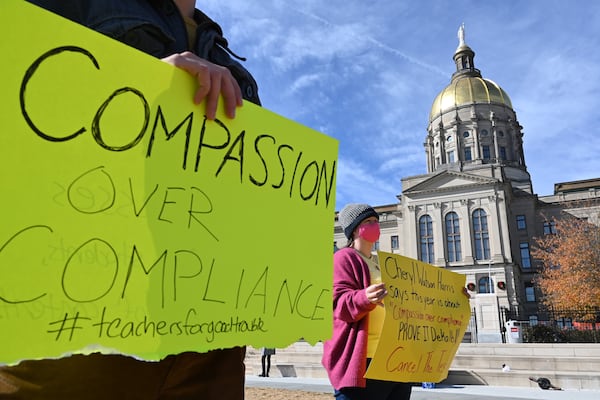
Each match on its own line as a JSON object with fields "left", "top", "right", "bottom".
{"left": 332, "top": 248, "right": 376, "bottom": 322}
{"left": 322, "top": 247, "right": 374, "bottom": 390}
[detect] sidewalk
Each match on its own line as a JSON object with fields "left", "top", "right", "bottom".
{"left": 245, "top": 375, "right": 600, "bottom": 400}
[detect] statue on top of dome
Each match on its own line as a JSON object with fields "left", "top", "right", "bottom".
{"left": 458, "top": 23, "right": 466, "bottom": 47}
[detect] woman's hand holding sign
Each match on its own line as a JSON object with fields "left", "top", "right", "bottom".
{"left": 366, "top": 283, "right": 388, "bottom": 307}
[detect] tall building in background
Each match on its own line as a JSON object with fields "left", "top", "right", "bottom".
{"left": 333, "top": 26, "right": 600, "bottom": 343}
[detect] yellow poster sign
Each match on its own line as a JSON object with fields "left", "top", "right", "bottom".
{"left": 0, "top": 0, "right": 336, "bottom": 364}
{"left": 365, "top": 252, "right": 470, "bottom": 383}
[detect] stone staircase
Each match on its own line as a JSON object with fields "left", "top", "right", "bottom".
{"left": 245, "top": 341, "right": 600, "bottom": 390}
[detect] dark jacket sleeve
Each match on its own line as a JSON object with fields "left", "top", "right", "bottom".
{"left": 26, "top": 0, "right": 86, "bottom": 24}
{"left": 26, "top": 0, "right": 261, "bottom": 105}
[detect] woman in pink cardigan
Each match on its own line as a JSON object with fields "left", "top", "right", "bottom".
{"left": 322, "top": 203, "right": 412, "bottom": 400}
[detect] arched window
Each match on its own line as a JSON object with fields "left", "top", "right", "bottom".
{"left": 419, "top": 215, "right": 434, "bottom": 263}
{"left": 478, "top": 276, "right": 494, "bottom": 293}
{"left": 445, "top": 212, "right": 462, "bottom": 262}
{"left": 472, "top": 209, "right": 490, "bottom": 260}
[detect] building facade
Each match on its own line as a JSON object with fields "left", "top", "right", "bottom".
{"left": 333, "top": 28, "right": 600, "bottom": 343}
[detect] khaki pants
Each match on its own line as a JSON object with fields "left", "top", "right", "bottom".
{"left": 0, "top": 347, "right": 245, "bottom": 400}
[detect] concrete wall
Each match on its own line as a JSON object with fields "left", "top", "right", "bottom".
{"left": 447, "top": 343, "right": 600, "bottom": 390}
{"left": 246, "top": 342, "right": 600, "bottom": 390}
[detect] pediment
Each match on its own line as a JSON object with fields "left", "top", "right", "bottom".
{"left": 403, "top": 170, "right": 498, "bottom": 196}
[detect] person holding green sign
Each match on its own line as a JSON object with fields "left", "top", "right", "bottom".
{"left": 0, "top": 1, "right": 260, "bottom": 399}
{"left": 322, "top": 203, "right": 413, "bottom": 400}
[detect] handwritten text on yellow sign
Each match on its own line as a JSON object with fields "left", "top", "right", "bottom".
{"left": 365, "top": 253, "right": 470, "bottom": 382}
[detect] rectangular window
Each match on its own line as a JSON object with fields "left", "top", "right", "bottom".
{"left": 543, "top": 221, "right": 556, "bottom": 235}
{"left": 516, "top": 215, "right": 526, "bottom": 230}
{"left": 525, "top": 284, "right": 535, "bottom": 302}
{"left": 479, "top": 276, "right": 494, "bottom": 294}
{"left": 464, "top": 147, "right": 472, "bottom": 161}
{"left": 447, "top": 150, "right": 455, "bottom": 163}
{"left": 556, "top": 317, "right": 573, "bottom": 329}
{"left": 391, "top": 235, "right": 399, "bottom": 250}
{"left": 499, "top": 146, "right": 507, "bottom": 160}
{"left": 373, "top": 241, "right": 380, "bottom": 251}
{"left": 473, "top": 210, "right": 490, "bottom": 260}
{"left": 520, "top": 242, "right": 531, "bottom": 268}
{"left": 419, "top": 215, "right": 434, "bottom": 263}
{"left": 445, "top": 212, "right": 462, "bottom": 262}
{"left": 482, "top": 145, "right": 491, "bottom": 160}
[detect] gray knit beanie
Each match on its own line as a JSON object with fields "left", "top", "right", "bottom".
{"left": 339, "top": 203, "right": 379, "bottom": 239}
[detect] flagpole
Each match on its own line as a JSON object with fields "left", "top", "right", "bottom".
{"left": 488, "top": 260, "right": 492, "bottom": 293}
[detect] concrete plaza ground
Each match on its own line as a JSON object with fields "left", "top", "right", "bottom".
{"left": 245, "top": 375, "right": 600, "bottom": 400}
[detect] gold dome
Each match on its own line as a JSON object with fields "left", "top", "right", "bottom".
{"left": 429, "top": 76, "right": 512, "bottom": 122}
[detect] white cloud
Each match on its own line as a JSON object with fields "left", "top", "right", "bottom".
{"left": 197, "top": 0, "right": 600, "bottom": 205}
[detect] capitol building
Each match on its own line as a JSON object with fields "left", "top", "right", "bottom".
{"left": 333, "top": 27, "right": 600, "bottom": 343}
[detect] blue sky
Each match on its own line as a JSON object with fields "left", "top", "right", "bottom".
{"left": 198, "top": 0, "right": 600, "bottom": 210}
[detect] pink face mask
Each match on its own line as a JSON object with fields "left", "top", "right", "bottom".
{"left": 358, "top": 221, "right": 380, "bottom": 243}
